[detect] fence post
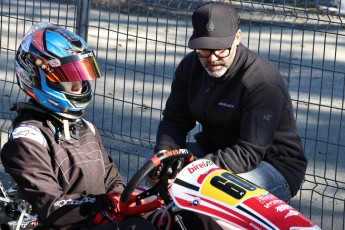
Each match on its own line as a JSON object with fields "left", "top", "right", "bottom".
{"left": 76, "top": 0, "right": 91, "bottom": 42}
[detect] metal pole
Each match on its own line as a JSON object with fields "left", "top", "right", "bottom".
{"left": 76, "top": 0, "right": 91, "bottom": 42}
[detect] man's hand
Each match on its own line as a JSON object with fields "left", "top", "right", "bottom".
{"left": 146, "top": 150, "right": 167, "bottom": 186}
{"left": 147, "top": 149, "right": 195, "bottom": 186}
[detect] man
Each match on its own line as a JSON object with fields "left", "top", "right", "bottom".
{"left": 1, "top": 22, "right": 155, "bottom": 229}
{"left": 152, "top": 2, "right": 308, "bottom": 202}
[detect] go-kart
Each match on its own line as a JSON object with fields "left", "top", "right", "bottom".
{"left": 120, "top": 149, "right": 321, "bottom": 230}
{"left": 0, "top": 149, "right": 321, "bottom": 230}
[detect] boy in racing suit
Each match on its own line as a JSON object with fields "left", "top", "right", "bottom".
{"left": 1, "top": 22, "right": 155, "bottom": 230}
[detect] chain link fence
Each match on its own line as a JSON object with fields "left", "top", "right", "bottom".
{"left": 1, "top": 0, "right": 345, "bottom": 228}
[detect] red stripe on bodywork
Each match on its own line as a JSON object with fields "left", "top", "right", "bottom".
{"left": 242, "top": 195, "right": 315, "bottom": 228}
{"left": 196, "top": 167, "right": 221, "bottom": 184}
{"left": 174, "top": 195, "right": 268, "bottom": 230}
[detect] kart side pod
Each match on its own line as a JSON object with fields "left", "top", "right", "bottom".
{"left": 170, "top": 159, "right": 321, "bottom": 230}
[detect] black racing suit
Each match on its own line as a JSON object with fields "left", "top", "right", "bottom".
{"left": 154, "top": 43, "right": 308, "bottom": 197}
{"left": 1, "top": 103, "right": 125, "bottom": 229}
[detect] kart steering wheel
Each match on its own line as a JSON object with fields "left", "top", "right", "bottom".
{"left": 119, "top": 149, "right": 194, "bottom": 217}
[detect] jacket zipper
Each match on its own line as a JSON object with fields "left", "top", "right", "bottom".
{"left": 204, "top": 78, "right": 215, "bottom": 121}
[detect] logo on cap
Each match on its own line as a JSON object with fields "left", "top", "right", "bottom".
{"left": 206, "top": 20, "right": 214, "bottom": 32}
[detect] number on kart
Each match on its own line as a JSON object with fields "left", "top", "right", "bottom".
{"left": 221, "top": 172, "right": 256, "bottom": 191}
{"left": 210, "top": 176, "right": 246, "bottom": 199}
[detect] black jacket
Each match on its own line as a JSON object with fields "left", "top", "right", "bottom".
{"left": 1, "top": 104, "right": 125, "bottom": 229}
{"left": 155, "top": 44, "right": 307, "bottom": 196}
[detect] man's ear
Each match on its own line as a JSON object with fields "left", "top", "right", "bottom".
{"left": 233, "top": 29, "right": 242, "bottom": 46}
{"left": 235, "top": 29, "right": 242, "bottom": 40}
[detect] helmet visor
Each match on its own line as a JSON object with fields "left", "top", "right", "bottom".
{"left": 46, "top": 51, "right": 102, "bottom": 82}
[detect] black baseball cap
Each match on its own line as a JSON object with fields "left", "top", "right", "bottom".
{"left": 188, "top": 2, "right": 239, "bottom": 50}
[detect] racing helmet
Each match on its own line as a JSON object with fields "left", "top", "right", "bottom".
{"left": 15, "top": 22, "right": 102, "bottom": 119}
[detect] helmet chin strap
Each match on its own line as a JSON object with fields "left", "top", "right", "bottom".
{"left": 13, "top": 101, "right": 82, "bottom": 141}
{"left": 63, "top": 119, "right": 71, "bottom": 141}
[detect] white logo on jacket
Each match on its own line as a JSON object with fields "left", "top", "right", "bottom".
{"left": 54, "top": 197, "right": 96, "bottom": 207}
{"left": 218, "top": 102, "right": 234, "bottom": 109}
{"left": 11, "top": 125, "right": 48, "bottom": 147}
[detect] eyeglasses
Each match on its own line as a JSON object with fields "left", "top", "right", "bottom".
{"left": 196, "top": 48, "right": 231, "bottom": 58}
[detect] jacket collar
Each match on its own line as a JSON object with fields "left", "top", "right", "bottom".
{"left": 216, "top": 43, "right": 247, "bottom": 82}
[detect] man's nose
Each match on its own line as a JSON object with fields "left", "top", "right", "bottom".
{"left": 208, "top": 52, "right": 219, "bottom": 61}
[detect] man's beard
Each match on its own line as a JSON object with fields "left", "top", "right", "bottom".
{"left": 203, "top": 61, "right": 230, "bottom": 78}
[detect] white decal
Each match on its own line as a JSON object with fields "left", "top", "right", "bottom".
{"left": 275, "top": 204, "right": 291, "bottom": 212}
{"left": 48, "top": 59, "right": 61, "bottom": 67}
{"left": 257, "top": 193, "right": 275, "bottom": 204}
{"left": 285, "top": 210, "right": 299, "bottom": 219}
{"left": 16, "top": 66, "right": 32, "bottom": 84}
{"left": 81, "top": 52, "right": 94, "bottom": 59}
{"left": 264, "top": 199, "right": 284, "bottom": 208}
{"left": 12, "top": 126, "right": 48, "bottom": 148}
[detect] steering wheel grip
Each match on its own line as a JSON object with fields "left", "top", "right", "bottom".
{"left": 119, "top": 149, "right": 193, "bottom": 217}
{"left": 119, "top": 192, "right": 163, "bottom": 217}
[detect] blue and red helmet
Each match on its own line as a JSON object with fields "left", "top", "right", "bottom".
{"left": 15, "top": 22, "right": 102, "bottom": 119}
